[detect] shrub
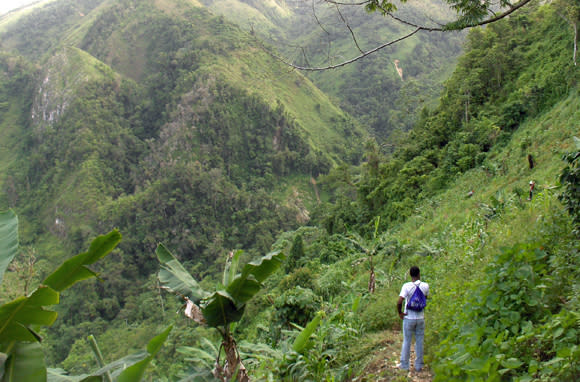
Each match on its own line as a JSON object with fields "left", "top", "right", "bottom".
{"left": 359, "top": 288, "right": 399, "bottom": 332}
{"left": 433, "top": 243, "right": 579, "bottom": 381}
{"left": 279, "top": 267, "right": 316, "bottom": 291}
{"left": 272, "top": 286, "right": 322, "bottom": 343}
{"left": 315, "top": 260, "right": 353, "bottom": 300}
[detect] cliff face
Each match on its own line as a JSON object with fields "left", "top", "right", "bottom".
{"left": 31, "top": 48, "right": 114, "bottom": 130}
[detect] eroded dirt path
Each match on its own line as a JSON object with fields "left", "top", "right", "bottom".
{"left": 354, "top": 330, "right": 434, "bottom": 382}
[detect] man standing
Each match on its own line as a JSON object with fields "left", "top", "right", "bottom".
{"left": 397, "top": 266, "right": 429, "bottom": 372}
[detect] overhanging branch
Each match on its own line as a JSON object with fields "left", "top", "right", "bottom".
{"left": 266, "top": 0, "right": 534, "bottom": 71}
{"left": 268, "top": 27, "right": 421, "bottom": 71}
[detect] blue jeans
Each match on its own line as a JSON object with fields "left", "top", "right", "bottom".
{"left": 400, "top": 318, "right": 425, "bottom": 371}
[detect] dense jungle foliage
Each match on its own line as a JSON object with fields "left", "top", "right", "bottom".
{"left": 0, "top": 0, "right": 579, "bottom": 380}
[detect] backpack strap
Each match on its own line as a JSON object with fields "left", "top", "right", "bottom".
{"left": 410, "top": 280, "right": 421, "bottom": 295}
{"left": 413, "top": 280, "right": 423, "bottom": 294}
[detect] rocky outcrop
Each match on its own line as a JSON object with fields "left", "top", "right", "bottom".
{"left": 31, "top": 47, "right": 112, "bottom": 131}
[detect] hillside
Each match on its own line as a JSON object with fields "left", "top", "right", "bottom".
{"left": 0, "top": 0, "right": 367, "bottom": 367}
{"left": 0, "top": 0, "right": 366, "bottom": 251}
{"left": 203, "top": 0, "right": 465, "bottom": 139}
{"left": 0, "top": 0, "right": 578, "bottom": 380}
{"left": 245, "top": 1, "right": 579, "bottom": 380}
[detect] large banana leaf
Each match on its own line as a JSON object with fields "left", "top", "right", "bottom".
{"left": 46, "top": 326, "right": 172, "bottom": 382}
{"left": 292, "top": 311, "right": 324, "bottom": 354}
{"left": 240, "top": 250, "right": 285, "bottom": 283}
{"left": 156, "top": 244, "right": 207, "bottom": 303}
{"left": 46, "top": 368, "right": 93, "bottom": 381}
{"left": 43, "top": 230, "right": 121, "bottom": 292}
{"left": 203, "top": 251, "right": 285, "bottom": 327}
{"left": 225, "top": 277, "right": 261, "bottom": 309}
{"left": 0, "top": 286, "right": 59, "bottom": 343}
{"left": 225, "top": 250, "right": 285, "bottom": 307}
{"left": 1, "top": 342, "right": 46, "bottom": 382}
{"left": 74, "top": 351, "right": 148, "bottom": 381}
{"left": 0, "top": 210, "right": 18, "bottom": 286}
{"left": 201, "top": 291, "right": 244, "bottom": 328}
{"left": 223, "top": 250, "right": 243, "bottom": 287}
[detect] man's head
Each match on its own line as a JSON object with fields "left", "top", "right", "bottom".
{"left": 410, "top": 266, "right": 420, "bottom": 278}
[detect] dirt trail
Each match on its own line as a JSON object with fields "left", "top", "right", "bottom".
{"left": 355, "top": 330, "right": 434, "bottom": 382}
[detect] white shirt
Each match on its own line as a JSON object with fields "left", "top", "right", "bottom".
{"left": 400, "top": 280, "right": 429, "bottom": 320}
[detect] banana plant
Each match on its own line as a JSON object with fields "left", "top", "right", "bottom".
{"left": 0, "top": 209, "right": 172, "bottom": 382}
{"left": 0, "top": 209, "right": 122, "bottom": 382}
{"left": 156, "top": 244, "right": 285, "bottom": 381}
{"left": 345, "top": 216, "right": 383, "bottom": 294}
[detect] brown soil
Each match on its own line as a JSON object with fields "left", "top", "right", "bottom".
{"left": 353, "top": 330, "right": 434, "bottom": 382}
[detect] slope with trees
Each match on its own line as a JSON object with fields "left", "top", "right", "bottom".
{"left": 0, "top": 0, "right": 578, "bottom": 380}
{"left": 0, "top": 0, "right": 366, "bottom": 368}
{"left": 204, "top": 0, "right": 466, "bottom": 140}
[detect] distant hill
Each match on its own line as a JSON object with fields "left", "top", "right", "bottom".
{"left": 0, "top": 0, "right": 368, "bottom": 361}
{"left": 0, "top": 0, "right": 366, "bottom": 255}
{"left": 203, "top": 0, "right": 465, "bottom": 139}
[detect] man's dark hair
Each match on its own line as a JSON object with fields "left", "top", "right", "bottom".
{"left": 410, "top": 266, "right": 420, "bottom": 278}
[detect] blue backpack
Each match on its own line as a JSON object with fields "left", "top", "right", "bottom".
{"left": 406, "top": 282, "right": 427, "bottom": 312}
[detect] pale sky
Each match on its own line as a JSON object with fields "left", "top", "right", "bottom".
{"left": 0, "top": 0, "right": 39, "bottom": 15}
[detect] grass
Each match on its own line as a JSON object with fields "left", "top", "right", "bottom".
{"left": 374, "top": 89, "right": 579, "bottom": 366}
{"left": 335, "top": 89, "right": 580, "bottom": 379}
{"left": 205, "top": 47, "right": 367, "bottom": 165}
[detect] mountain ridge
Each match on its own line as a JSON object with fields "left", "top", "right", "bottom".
{"left": 1, "top": 0, "right": 577, "bottom": 380}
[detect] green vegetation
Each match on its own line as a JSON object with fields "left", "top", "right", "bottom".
{"left": 209, "top": 0, "right": 465, "bottom": 140}
{"left": 0, "top": 0, "right": 579, "bottom": 380}
{"left": 320, "top": 2, "right": 578, "bottom": 234}
{"left": 0, "top": 212, "right": 172, "bottom": 381}
{"left": 156, "top": 244, "right": 285, "bottom": 380}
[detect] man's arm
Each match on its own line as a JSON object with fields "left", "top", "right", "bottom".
{"left": 397, "top": 296, "right": 406, "bottom": 320}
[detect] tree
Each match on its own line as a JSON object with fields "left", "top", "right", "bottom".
{"left": 156, "top": 244, "right": 285, "bottom": 381}
{"left": 553, "top": 0, "right": 580, "bottom": 65}
{"left": 285, "top": 234, "right": 305, "bottom": 272}
{"left": 345, "top": 216, "right": 384, "bottom": 294}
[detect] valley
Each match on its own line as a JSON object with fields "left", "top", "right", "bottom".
{"left": 0, "top": 0, "right": 578, "bottom": 381}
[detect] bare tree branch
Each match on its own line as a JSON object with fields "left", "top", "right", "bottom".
{"left": 299, "top": 46, "right": 311, "bottom": 67}
{"left": 311, "top": 0, "right": 333, "bottom": 63}
{"left": 324, "top": 0, "right": 371, "bottom": 6}
{"left": 383, "top": 10, "right": 445, "bottom": 31}
{"left": 335, "top": 4, "right": 365, "bottom": 53}
{"left": 267, "top": 27, "right": 421, "bottom": 71}
{"left": 266, "top": 0, "right": 533, "bottom": 71}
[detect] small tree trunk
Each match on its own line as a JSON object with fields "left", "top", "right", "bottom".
{"left": 215, "top": 333, "right": 250, "bottom": 382}
{"left": 574, "top": 21, "right": 577, "bottom": 66}
{"left": 368, "top": 256, "right": 376, "bottom": 294}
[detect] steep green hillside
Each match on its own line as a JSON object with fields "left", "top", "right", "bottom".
{"left": 234, "top": 2, "right": 578, "bottom": 380}
{"left": 0, "top": 0, "right": 366, "bottom": 249}
{"left": 205, "top": 0, "right": 464, "bottom": 139}
{"left": 202, "top": 0, "right": 291, "bottom": 37}
{"left": 131, "top": 1, "right": 575, "bottom": 380}
{"left": 0, "top": 0, "right": 578, "bottom": 380}
{"left": 0, "top": 0, "right": 366, "bottom": 367}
